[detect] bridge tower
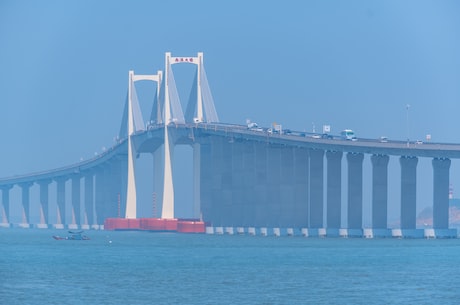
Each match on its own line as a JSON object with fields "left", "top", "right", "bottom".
{"left": 122, "top": 52, "right": 218, "bottom": 221}
{"left": 162, "top": 53, "right": 174, "bottom": 219}
{"left": 162, "top": 52, "right": 219, "bottom": 219}
{"left": 162, "top": 52, "right": 199, "bottom": 219}
{"left": 125, "top": 70, "right": 162, "bottom": 219}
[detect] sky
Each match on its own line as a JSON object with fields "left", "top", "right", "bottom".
{"left": 1, "top": 0, "right": 460, "bottom": 224}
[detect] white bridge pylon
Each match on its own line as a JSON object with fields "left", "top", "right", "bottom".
{"left": 125, "top": 52, "right": 219, "bottom": 219}
{"left": 125, "top": 70, "right": 162, "bottom": 219}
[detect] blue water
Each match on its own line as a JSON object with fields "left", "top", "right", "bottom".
{"left": 1, "top": 229, "right": 460, "bottom": 305}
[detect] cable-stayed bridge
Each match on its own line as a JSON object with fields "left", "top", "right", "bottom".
{"left": 1, "top": 52, "right": 459, "bottom": 238}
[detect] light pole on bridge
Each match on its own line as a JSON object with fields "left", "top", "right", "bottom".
{"left": 406, "top": 104, "right": 410, "bottom": 146}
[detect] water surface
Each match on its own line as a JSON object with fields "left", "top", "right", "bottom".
{"left": 1, "top": 229, "right": 459, "bottom": 304}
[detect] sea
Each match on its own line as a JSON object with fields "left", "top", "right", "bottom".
{"left": 1, "top": 229, "right": 460, "bottom": 305}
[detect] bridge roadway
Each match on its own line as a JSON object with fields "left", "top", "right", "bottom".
{"left": 0, "top": 122, "right": 459, "bottom": 237}
{"left": 133, "top": 122, "right": 460, "bottom": 159}
{"left": 2, "top": 123, "right": 459, "bottom": 186}
{"left": 190, "top": 123, "right": 460, "bottom": 158}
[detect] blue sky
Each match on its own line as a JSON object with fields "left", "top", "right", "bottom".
{"left": 1, "top": 0, "right": 460, "bottom": 223}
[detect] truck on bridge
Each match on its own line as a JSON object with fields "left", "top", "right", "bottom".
{"left": 341, "top": 129, "right": 357, "bottom": 141}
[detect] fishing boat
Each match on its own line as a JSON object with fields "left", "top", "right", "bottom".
{"left": 52, "top": 230, "right": 90, "bottom": 240}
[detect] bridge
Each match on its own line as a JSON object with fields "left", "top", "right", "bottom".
{"left": 0, "top": 52, "right": 458, "bottom": 238}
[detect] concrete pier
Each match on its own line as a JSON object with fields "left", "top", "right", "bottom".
{"left": 199, "top": 140, "right": 212, "bottom": 225}
{"left": 38, "top": 179, "right": 51, "bottom": 227}
{"left": 221, "top": 137, "right": 234, "bottom": 226}
{"left": 279, "top": 146, "right": 295, "bottom": 227}
{"left": 84, "top": 172, "right": 94, "bottom": 227}
{"left": 108, "top": 159, "right": 124, "bottom": 219}
{"left": 224, "top": 140, "right": 240, "bottom": 226}
{"left": 293, "top": 148, "right": 309, "bottom": 227}
{"left": 254, "top": 142, "right": 268, "bottom": 227}
{"left": 71, "top": 175, "right": 81, "bottom": 227}
{"left": 266, "top": 143, "right": 282, "bottom": 227}
{"left": 95, "top": 168, "right": 106, "bottom": 225}
{"left": 326, "top": 151, "right": 342, "bottom": 229}
{"left": 400, "top": 156, "right": 418, "bottom": 229}
{"left": 432, "top": 158, "right": 451, "bottom": 229}
{"left": 20, "top": 182, "right": 33, "bottom": 225}
{"left": 347, "top": 153, "right": 364, "bottom": 229}
{"left": 1, "top": 185, "right": 12, "bottom": 225}
{"left": 55, "top": 177, "right": 67, "bottom": 227}
{"left": 371, "top": 154, "right": 389, "bottom": 229}
{"left": 309, "top": 149, "right": 324, "bottom": 228}
{"left": 241, "top": 141, "right": 257, "bottom": 227}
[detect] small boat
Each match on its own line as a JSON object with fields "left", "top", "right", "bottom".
{"left": 52, "top": 230, "right": 90, "bottom": 240}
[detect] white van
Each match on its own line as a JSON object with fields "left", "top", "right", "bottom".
{"left": 341, "top": 129, "right": 357, "bottom": 141}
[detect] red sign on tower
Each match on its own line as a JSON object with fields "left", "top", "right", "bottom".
{"left": 174, "top": 57, "right": 194, "bottom": 63}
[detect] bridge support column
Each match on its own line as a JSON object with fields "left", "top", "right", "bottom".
{"left": 84, "top": 172, "right": 94, "bottom": 227}
{"left": 1, "top": 185, "right": 13, "bottom": 226}
{"left": 432, "top": 158, "right": 451, "bottom": 229}
{"left": 199, "top": 139, "right": 213, "bottom": 225}
{"left": 294, "top": 148, "right": 309, "bottom": 227}
{"left": 267, "top": 144, "right": 281, "bottom": 227}
{"left": 400, "top": 156, "right": 418, "bottom": 229}
{"left": 38, "top": 179, "right": 51, "bottom": 228}
{"left": 19, "top": 182, "right": 34, "bottom": 226}
{"left": 95, "top": 168, "right": 106, "bottom": 226}
{"left": 347, "top": 153, "right": 364, "bottom": 231}
{"left": 280, "top": 146, "right": 295, "bottom": 227}
{"left": 108, "top": 159, "right": 124, "bottom": 218}
{"left": 162, "top": 127, "right": 175, "bottom": 219}
{"left": 241, "top": 141, "right": 256, "bottom": 227}
{"left": 71, "top": 175, "right": 81, "bottom": 228}
{"left": 55, "top": 177, "right": 67, "bottom": 228}
{"left": 224, "top": 139, "right": 257, "bottom": 228}
{"left": 231, "top": 141, "right": 246, "bottom": 227}
{"left": 153, "top": 149, "right": 164, "bottom": 218}
{"left": 326, "top": 151, "right": 342, "bottom": 229}
{"left": 217, "top": 137, "right": 232, "bottom": 226}
{"left": 371, "top": 154, "right": 389, "bottom": 229}
{"left": 201, "top": 136, "right": 235, "bottom": 227}
{"left": 125, "top": 132, "right": 137, "bottom": 219}
{"left": 254, "top": 142, "right": 268, "bottom": 227}
{"left": 192, "top": 144, "right": 200, "bottom": 219}
{"left": 309, "top": 149, "right": 324, "bottom": 228}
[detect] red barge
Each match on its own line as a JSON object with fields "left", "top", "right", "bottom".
{"left": 104, "top": 218, "right": 206, "bottom": 233}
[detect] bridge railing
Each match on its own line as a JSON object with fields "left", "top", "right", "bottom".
{"left": 0, "top": 138, "right": 127, "bottom": 186}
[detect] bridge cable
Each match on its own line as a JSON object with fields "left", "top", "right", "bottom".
{"left": 167, "top": 64, "right": 185, "bottom": 124}
{"left": 200, "top": 63, "right": 219, "bottom": 123}
{"left": 184, "top": 71, "right": 198, "bottom": 123}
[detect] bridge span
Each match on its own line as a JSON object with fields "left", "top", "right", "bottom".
{"left": 1, "top": 52, "right": 458, "bottom": 238}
